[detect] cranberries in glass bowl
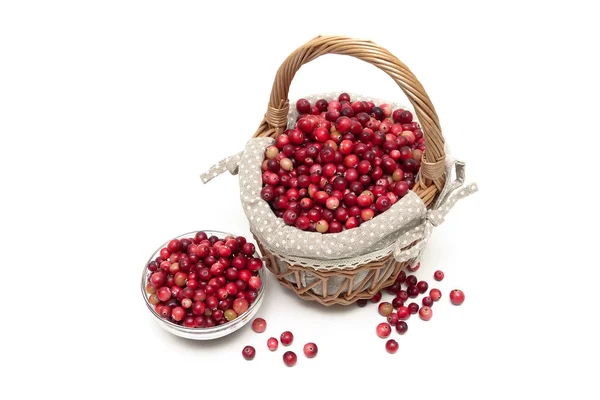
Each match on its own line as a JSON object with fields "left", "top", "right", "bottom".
{"left": 141, "top": 230, "right": 267, "bottom": 340}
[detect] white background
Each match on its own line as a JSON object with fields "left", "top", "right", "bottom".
{"left": 1, "top": 1, "right": 599, "bottom": 399}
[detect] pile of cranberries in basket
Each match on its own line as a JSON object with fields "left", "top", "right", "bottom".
{"left": 260, "top": 93, "right": 425, "bottom": 234}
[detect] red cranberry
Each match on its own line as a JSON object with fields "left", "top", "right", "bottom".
{"left": 419, "top": 306, "right": 432, "bottom": 321}
{"left": 422, "top": 296, "right": 433, "bottom": 307}
{"left": 283, "top": 351, "right": 297, "bottom": 367}
{"left": 245, "top": 290, "right": 258, "bottom": 303}
{"left": 430, "top": 288, "right": 442, "bottom": 301}
{"left": 385, "top": 339, "right": 399, "bottom": 354}
{"left": 396, "top": 321, "right": 408, "bottom": 335}
{"left": 434, "top": 270, "right": 444, "bottom": 281}
{"left": 370, "top": 291, "right": 382, "bottom": 303}
{"left": 252, "top": 317, "right": 266, "bottom": 333}
{"left": 387, "top": 312, "right": 399, "bottom": 325}
{"left": 158, "top": 305, "right": 171, "bottom": 319}
{"left": 397, "top": 290, "right": 409, "bottom": 302}
{"left": 396, "top": 270, "right": 406, "bottom": 283}
{"left": 171, "top": 306, "right": 185, "bottom": 322}
{"left": 242, "top": 345, "right": 256, "bottom": 360}
{"left": 376, "top": 322, "right": 392, "bottom": 338}
{"left": 449, "top": 289, "right": 465, "bottom": 305}
{"left": 150, "top": 271, "right": 166, "bottom": 288}
{"left": 303, "top": 342, "right": 318, "bottom": 358}
{"left": 392, "top": 297, "right": 404, "bottom": 309}
{"left": 248, "top": 276, "right": 262, "bottom": 290}
{"left": 280, "top": 331, "right": 294, "bottom": 346}
{"left": 405, "top": 275, "right": 417, "bottom": 286}
{"left": 407, "top": 285, "right": 419, "bottom": 298}
{"left": 417, "top": 280, "right": 429, "bottom": 294}
{"left": 408, "top": 302, "right": 419, "bottom": 314}
{"left": 397, "top": 306, "right": 410, "bottom": 320}
{"left": 357, "top": 299, "right": 368, "bottom": 307}
{"left": 157, "top": 286, "right": 171, "bottom": 302}
{"left": 267, "top": 337, "right": 279, "bottom": 351}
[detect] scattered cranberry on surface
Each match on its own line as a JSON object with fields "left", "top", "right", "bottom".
{"left": 303, "top": 343, "right": 318, "bottom": 358}
{"left": 242, "top": 346, "right": 256, "bottom": 360}
{"left": 395, "top": 321, "right": 408, "bottom": 335}
{"left": 430, "top": 289, "right": 442, "bottom": 301}
{"left": 387, "top": 313, "right": 399, "bottom": 325}
{"left": 378, "top": 302, "right": 393, "bottom": 316}
{"left": 450, "top": 289, "right": 465, "bottom": 305}
{"left": 283, "top": 351, "right": 297, "bottom": 367}
{"left": 397, "top": 306, "right": 410, "bottom": 320}
{"left": 417, "top": 280, "right": 429, "bottom": 294}
{"left": 419, "top": 306, "right": 433, "bottom": 321}
{"left": 280, "top": 331, "right": 294, "bottom": 346}
{"left": 357, "top": 299, "right": 368, "bottom": 307}
{"left": 370, "top": 291, "right": 382, "bottom": 303}
{"left": 422, "top": 296, "right": 433, "bottom": 307}
{"left": 434, "top": 270, "right": 444, "bottom": 281}
{"left": 376, "top": 322, "right": 392, "bottom": 338}
{"left": 267, "top": 337, "right": 278, "bottom": 351}
{"left": 252, "top": 318, "right": 267, "bottom": 333}
{"left": 385, "top": 339, "right": 399, "bottom": 354}
{"left": 408, "top": 302, "right": 420, "bottom": 314}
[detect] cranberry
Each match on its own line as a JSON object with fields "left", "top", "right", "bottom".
{"left": 396, "top": 270, "right": 406, "bottom": 283}
{"left": 370, "top": 291, "right": 382, "bottom": 303}
{"left": 252, "top": 317, "right": 267, "bottom": 333}
{"left": 392, "top": 297, "right": 404, "bottom": 309}
{"left": 280, "top": 331, "right": 294, "bottom": 346}
{"left": 248, "top": 276, "right": 262, "bottom": 290}
{"left": 171, "top": 306, "right": 185, "bottom": 322}
{"left": 242, "top": 345, "right": 256, "bottom": 360}
{"left": 283, "top": 351, "right": 297, "bottom": 367}
{"left": 376, "top": 322, "right": 392, "bottom": 338}
{"left": 212, "top": 309, "right": 224, "bottom": 321}
{"left": 396, "top": 321, "right": 408, "bottom": 335}
{"left": 397, "top": 290, "right": 409, "bottom": 302}
{"left": 407, "top": 285, "right": 419, "bottom": 298}
{"left": 405, "top": 275, "right": 417, "bottom": 287}
{"left": 430, "top": 288, "right": 442, "bottom": 301}
{"left": 449, "top": 289, "right": 465, "bottom": 305}
{"left": 356, "top": 299, "right": 368, "bottom": 307}
{"left": 378, "top": 302, "right": 393, "bottom": 316}
{"left": 408, "top": 302, "right": 420, "bottom": 314}
{"left": 434, "top": 270, "right": 444, "bottom": 281}
{"left": 422, "top": 296, "right": 433, "bottom": 307}
{"left": 419, "top": 306, "right": 432, "bottom": 321}
{"left": 303, "top": 342, "right": 318, "bottom": 358}
{"left": 387, "top": 312, "right": 399, "bottom": 325}
{"left": 417, "top": 280, "right": 429, "bottom": 294}
{"left": 397, "top": 306, "right": 410, "bottom": 320}
{"left": 267, "top": 337, "right": 279, "bottom": 351}
{"left": 385, "top": 339, "right": 399, "bottom": 354}
{"left": 245, "top": 290, "right": 258, "bottom": 303}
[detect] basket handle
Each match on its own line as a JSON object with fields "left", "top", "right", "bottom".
{"left": 253, "top": 35, "right": 446, "bottom": 191}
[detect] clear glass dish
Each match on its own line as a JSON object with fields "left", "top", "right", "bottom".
{"left": 141, "top": 230, "right": 266, "bottom": 340}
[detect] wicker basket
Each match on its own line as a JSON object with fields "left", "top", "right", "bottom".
{"left": 251, "top": 36, "right": 447, "bottom": 306}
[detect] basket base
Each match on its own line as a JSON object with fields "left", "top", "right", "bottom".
{"left": 255, "top": 236, "right": 411, "bottom": 306}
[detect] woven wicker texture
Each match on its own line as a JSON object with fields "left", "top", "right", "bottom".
{"left": 251, "top": 36, "right": 447, "bottom": 305}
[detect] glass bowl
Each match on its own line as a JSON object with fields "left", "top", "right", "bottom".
{"left": 141, "top": 230, "right": 266, "bottom": 340}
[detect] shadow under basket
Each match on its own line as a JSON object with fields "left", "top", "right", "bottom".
{"left": 248, "top": 36, "right": 449, "bottom": 306}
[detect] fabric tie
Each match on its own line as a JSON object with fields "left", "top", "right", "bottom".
{"left": 200, "top": 152, "right": 243, "bottom": 184}
{"left": 393, "top": 161, "right": 478, "bottom": 263}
